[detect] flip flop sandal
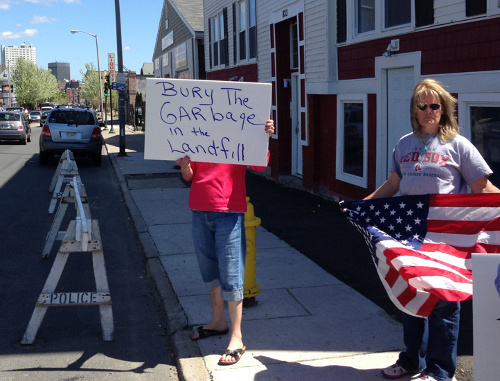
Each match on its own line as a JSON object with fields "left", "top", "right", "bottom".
{"left": 218, "top": 345, "right": 246, "bottom": 366}
{"left": 191, "top": 326, "right": 229, "bottom": 341}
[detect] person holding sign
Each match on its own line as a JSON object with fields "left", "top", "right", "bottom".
{"left": 176, "top": 119, "right": 274, "bottom": 366}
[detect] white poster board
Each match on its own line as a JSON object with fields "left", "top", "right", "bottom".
{"left": 145, "top": 78, "right": 272, "bottom": 166}
{"left": 472, "top": 253, "right": 500, "bottom": 381}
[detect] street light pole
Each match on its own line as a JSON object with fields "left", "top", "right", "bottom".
{"left": 114, "top": 0, "right": 127, "bottom": 156}
{"left": 70, "top": 30, "right": 104, "bottom": 119}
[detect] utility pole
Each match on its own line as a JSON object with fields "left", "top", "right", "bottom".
{"left": 114, "top": 0, "right": 127, "bottom": 156}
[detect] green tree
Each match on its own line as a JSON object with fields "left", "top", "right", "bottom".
{"left": 12, "top": 58, "right": 38, "bottom": 107}
{"left": 135, "top": 92, "right": 144, "bottom": 106}
{"left": 39, "top": 68, "right": 60, "bottom": 102}
{"left": 12, "top": 58, "right": 59, "bottom": 108}
{"left": 12, "top": 58, "right": 60, "bottom": 108}
{"left": 80, "top": 63, "right": 102, "bottom": 109}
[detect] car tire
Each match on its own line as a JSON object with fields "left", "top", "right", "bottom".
{"left": 39, "top": 151, "right": 49, "bottom": 165}
{"left": 20, "top": 136, "right": 27, "bottom": 145}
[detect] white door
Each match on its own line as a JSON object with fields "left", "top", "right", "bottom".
{"left": 386, "top": 67, "right": 414, "bottom": 178}
{"left": 291, "top": 73, "right": 302, "bottom": 176}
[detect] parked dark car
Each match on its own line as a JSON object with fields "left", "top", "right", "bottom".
{"left": 0, "top": 111, "right": 32, "bottom": 144}
{"left": 39, "top": 106, "right": 103, "bottom": 165}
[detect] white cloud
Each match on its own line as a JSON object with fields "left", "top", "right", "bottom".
{"left": 0, "top": 29, "right": 39, "bottom": 39}
{"left": 31, "top": 15, "right": 57, "bottom": 24}
{"left": 0, "top": 0, "right": 12, "bottom": 10}
{"left": 124, "top": 46, "right": 131, "bottom": 51}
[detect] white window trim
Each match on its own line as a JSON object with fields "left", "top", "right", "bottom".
{"left": 336, "top": 94, "right": 368, "bottom": 187}
{"left": 458, "top": 93, "right": 500, "bottom": 141}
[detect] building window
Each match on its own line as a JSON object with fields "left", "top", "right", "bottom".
{"left": 336, "top": 95, "right": 368, "bottom": 187}
{"left": 237, "top": 0, "right": 257, "bottom": 62}
{"left": 249, "top": 0, "right": 256, "bottom": 58}
{"left": 385, "top": 0, "right": 411, "bottom": 28}
{"left": 238, "top": 0, "right": 246, "bottom": 60}
{"left": 466, "top": 0, "right": 487, "bottom": 17}
{"left": 470, "top": 105, "right": 500, "bottom": 186}
{"left": 211, "top": 11, "right": 227, "bottom": 67}
{"left": 356, "top": 0, "right": 375, "bottom": 34}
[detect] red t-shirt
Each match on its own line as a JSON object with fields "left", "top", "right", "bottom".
{"left": 189, "top": 154, "right": 269, "bottom": 213}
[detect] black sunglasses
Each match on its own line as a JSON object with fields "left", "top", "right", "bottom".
{"left": 417, "top": 103, "right": 441, "bottom": 111}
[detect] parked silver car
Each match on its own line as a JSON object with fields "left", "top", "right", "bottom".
{"left": 0, "top": 111, "right": 32, "bottom": 145}
{"left": 39, "top": 106, "right": 103, "bottom": 165}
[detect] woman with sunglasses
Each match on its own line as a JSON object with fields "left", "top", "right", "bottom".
{"left": 364, "top": 78, "right": 499, "bottom": 381}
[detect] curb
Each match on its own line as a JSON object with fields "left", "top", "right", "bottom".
{"left": 104, "top": 143, "right": 211, "bottom": 381}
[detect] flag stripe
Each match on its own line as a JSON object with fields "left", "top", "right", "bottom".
{"left": 427, "top": 219, "right": 500, "bottom": 234}
{"left": 429, "top": 207, "right": 500, "bottom": 221}
{"left": 431, "top": 193, "right": 500, "bottom": 207}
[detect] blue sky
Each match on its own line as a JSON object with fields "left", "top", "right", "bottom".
{"left": 1, "top": 0, "right": 165, "bottom": 80}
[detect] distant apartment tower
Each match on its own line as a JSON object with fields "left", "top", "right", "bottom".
{"left": 48, "top": 62, "right": 71, "bottom": 82}
{"left": 1, "top": 43, "right": 37, "bottom": 71}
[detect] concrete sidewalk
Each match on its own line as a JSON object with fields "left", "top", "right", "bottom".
{"left": 102, "top": 126, "right": 405, "bottom": 381}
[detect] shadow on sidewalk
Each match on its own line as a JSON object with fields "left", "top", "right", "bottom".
{"left": 245, "top": 171, "right": 473, "bottom": 358}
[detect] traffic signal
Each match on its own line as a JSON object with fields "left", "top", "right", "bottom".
{"left": 106, "top": 73, "right": 111, "bottom": 86}
{"left": 104, "top": 82, "right": 109, "bottom": 97}
{"left": 10, "top": 85, "right": 14, "bottom": 93}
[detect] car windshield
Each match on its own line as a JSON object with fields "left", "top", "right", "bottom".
{"left": 31, "top": 111, "right": 41, "bottom": 115}
{"left": 48, "top": 110, "right": 95, "bottom": 125}
{"left": 0, "top": 113, "right": 21, "bottom": 121}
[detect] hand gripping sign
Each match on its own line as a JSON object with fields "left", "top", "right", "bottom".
{"left": 145, "top": 78, "right": 272, "bottom": 166}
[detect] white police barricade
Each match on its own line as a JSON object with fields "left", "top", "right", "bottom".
{"left": 42, "top": 178, "right": 90, "bottom": 259}
{"left": 48, "top": 149, "right": 81, "bottom": 214}
{"left": 22, "top": 177, "right": 114, "bottom": 344}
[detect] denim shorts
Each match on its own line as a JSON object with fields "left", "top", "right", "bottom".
{"left": 192, "top": 210, "right": 246, "bottom": 302}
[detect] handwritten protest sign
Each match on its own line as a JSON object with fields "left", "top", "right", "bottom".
{"left": 144, "top": 78, "right": 272, "bottom": 166}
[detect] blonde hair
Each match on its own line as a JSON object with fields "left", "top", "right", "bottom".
{"left": 410, "top": 78, "right": 459, "bottom": 142}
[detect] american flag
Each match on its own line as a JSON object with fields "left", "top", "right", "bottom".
{"left": 342, "top": 193, "right": 500, "bottom": 317}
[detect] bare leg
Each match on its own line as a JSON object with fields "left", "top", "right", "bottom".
{"left": 219, "top": 299, "right": 244, "bottom": 362}
{"left": 191, "top": 286, "right": 229, "bottom": 339}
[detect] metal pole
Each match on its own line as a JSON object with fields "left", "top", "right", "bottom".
{"left": 94, "top": 35, "right": 104, "bottom": 119}
{"left": 7, "top": 62, "right": 11, "bottom": 107}
{"left": 70, "top": 30, "right": 104, "bottom": 118}
{"left": 114, "top": 0, "right": 127, "bottom": 156}
{"left": 109, "top": 85, "right": 114, "bottom": 133}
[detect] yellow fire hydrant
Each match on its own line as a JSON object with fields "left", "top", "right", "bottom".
{"left": 244, "top": 196, "right": 261, "bottom": 306}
